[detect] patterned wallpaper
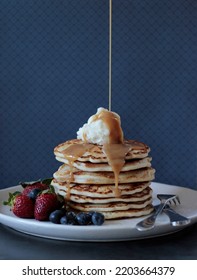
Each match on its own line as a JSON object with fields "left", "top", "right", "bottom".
{"left": 0, "top": 0, "right": 197, "bottom": 189}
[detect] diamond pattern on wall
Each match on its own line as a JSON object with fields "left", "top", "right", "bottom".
{"left": 0, "top": 0, "right": 197, "bottom": 189}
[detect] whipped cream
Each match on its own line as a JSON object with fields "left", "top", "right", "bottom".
{"left": 77, "top": 107, "right": 124, "bottom": 145}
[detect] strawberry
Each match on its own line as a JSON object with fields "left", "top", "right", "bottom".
{"left": 22, "top": 182, "right": 49, "bottom": 196}
{"left": 4, "top": 192, "right": 34, "bottom": 218}
{"left": 20, "top": 179, "right": 53, "bottom": 197}
{"left": 34, "top": 192, "right": 59, "bottom": 221}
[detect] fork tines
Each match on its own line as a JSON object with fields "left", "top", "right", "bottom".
{"left": 157, "top": 194, "right": 181, "bottom": 205}
{"left": 172, "top": 196, "right": 180, "bottom": 205}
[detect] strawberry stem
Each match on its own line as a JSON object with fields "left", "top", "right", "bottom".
{"left": 3, "top": 191, "right": 21, "bottom": 206}
{"left": 19, "top": 177, "right": 53, "bottom": 188}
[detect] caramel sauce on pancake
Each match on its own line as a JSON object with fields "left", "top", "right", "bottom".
{"left": 62, "top": 143, "right": 95, "bottom": 162}
{"left": 103, "top": 144, "right": 130, "bottom": 196}
{"left": 62, "top": 143, "right": 95, "bottom": 199}
{"left": 90, "top": 110, "right": 130, "bottom": 196}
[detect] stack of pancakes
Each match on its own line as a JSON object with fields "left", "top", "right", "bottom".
{"left": 52, "top": 139, "right": 155, "bottom": 219}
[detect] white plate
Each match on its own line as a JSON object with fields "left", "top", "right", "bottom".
{"left": 0, "top": 182, "right": 197, "bottom": 242}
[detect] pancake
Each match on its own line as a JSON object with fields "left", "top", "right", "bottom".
{"left": 55, "top": 156, "right": 152, "bottom": 172}
{"left": 102, "top": 205, "right": 154, "bottom": 219}
{"left": 52, "top": 134, "right": 155, "bottom": 220}
{"left": 52, "top": 179, "right": 150, "bottom": 197}
{"left": 54, "top": 139, "right": 150, "bottom": 163}
{"left": 53, "top": 186, "right": 152, "bottom": 204}
{"left": 69, "top": 197, "right": 152, "bottom": 212}
{"left": 53, "top": 165, "right": 155, "bottom": 184}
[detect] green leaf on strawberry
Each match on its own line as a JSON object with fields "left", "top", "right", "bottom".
{"left": 41, "top": 178, "right": 53, "bottom": 186}
{"left": 19, "top": 177, "right": 53, "bottom": 188}
{"left": 3, "top": 191, "right": 21, "bottom": 206}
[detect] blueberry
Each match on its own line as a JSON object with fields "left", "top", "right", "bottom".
{"left": 88, "top": 211, "right": 96, "bottom": 218}
{"left": 60, "top": 215, "right": 68, "bottom": 225}
{"left": 76, "top": 212, "right": 92, "bottom": 225}
{"left": 67, "top": 219, "right": 78, "bottom": 225}
{"left": 60, "top": 211, "right": 78, "bottom": 225}
{"left": 91, "top": 212, "right": 105, "bottom": 226}
{"left": 28, "top": 188, "right": 41, "bottom": 200}
{"left": 49, "top": 209, "right": 65, "bottom": 224}
{"left": 66, "top": 211, "right": 76, "bottom": 220}
{"left": 67, "top": 211, "right": 78, "bottom": 225}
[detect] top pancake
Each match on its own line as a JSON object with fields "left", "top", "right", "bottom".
{"left": 54, "top": 139, "right": 150, "bottom": 163}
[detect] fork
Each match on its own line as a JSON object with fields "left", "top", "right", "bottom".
{"left": 163, "top": 205, "right": 191, "bottom": 226}
{"left": 136, "top": 194, "right": 180, "bottom": 231}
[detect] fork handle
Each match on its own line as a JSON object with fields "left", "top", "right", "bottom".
{"left": 163, "top": 207, "right": 191, "bottom": 226}
{"left": 136, "top": 203, "right": 165, "bottom": 231}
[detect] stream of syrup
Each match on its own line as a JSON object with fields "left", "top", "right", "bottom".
{"left": 109, "top": 0, "right": 112, "bottom": 111}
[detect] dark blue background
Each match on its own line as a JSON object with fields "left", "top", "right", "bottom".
{"left": 0, "top": 0, "right": 197, "bottom": 189}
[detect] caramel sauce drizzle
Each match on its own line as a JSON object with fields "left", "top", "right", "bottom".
{"left": 62, "top": 141, "right": 131, "bottom": 199}
{"left": 91, "top": 110, "right": 129, "bottom": 196}
{"left": 103, "top": 143, "right": 130, "bottom": 197}
{"left": 62, "top": 143, "right": 95, "bottom": 199}
{"left": 91, "top": 110, "right": 124, "bottom": 144}
{"left": 109, "top": 0, "right": 112, "bottom": 111}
